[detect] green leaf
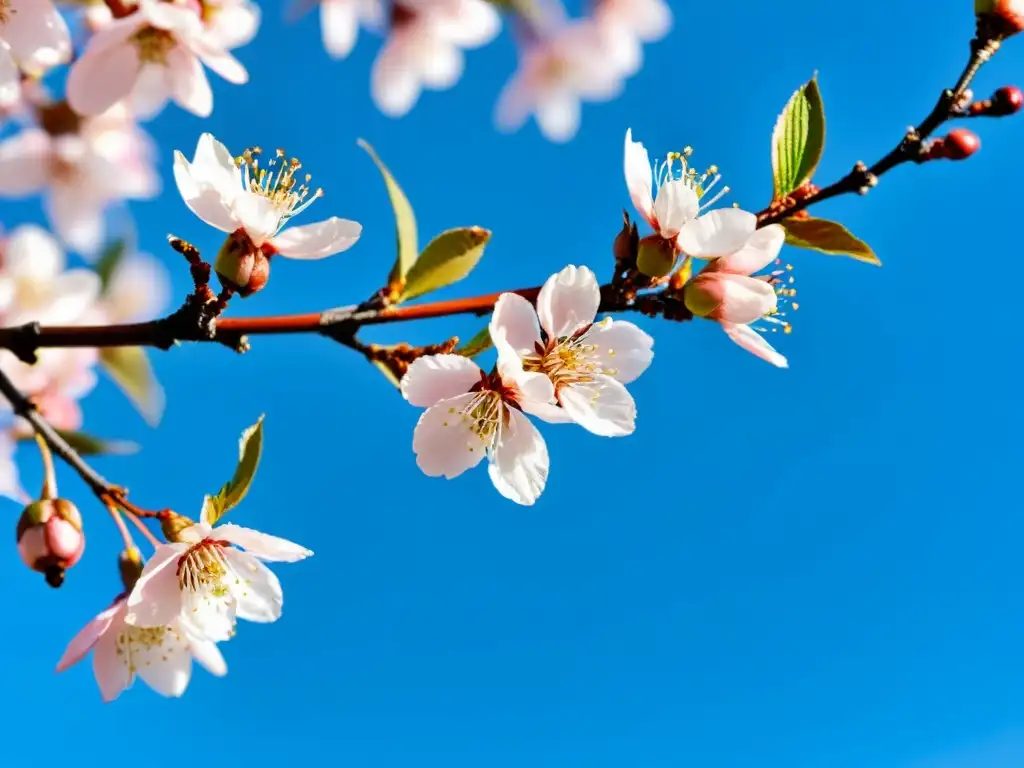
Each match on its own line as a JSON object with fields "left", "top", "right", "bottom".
{"left": 358, "top": 139, "right": 418, "bottom": 288}
{"left": 204, "top": 416, "right": 265, "bottom": 526}
{"left": 19, "top": 429, "right": 139, "bottom": 456}
{"left": 781, "top": 216, "right": 881, "bottom": 266}
{"left": 771, "top": 75, "right": 826, "bottom": 199}
{"left": 401, "top": 227, "right": 491, "bottom": 301}
{"left": 94, "top": 239, "right": 127, "bottom": 291}
{"left": 100, "top": 347, "right": 165, "bottom": 426}
{"left": 456, "top": 326, "right": 494, "bottom": 358}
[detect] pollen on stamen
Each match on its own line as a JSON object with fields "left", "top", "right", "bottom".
{"left": 652, "top": 145, "right": 730, "bottom": 212}
{"left": 236, "top": 146, "right": 323, "bottom": 223}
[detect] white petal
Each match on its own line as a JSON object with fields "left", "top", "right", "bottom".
{"left": 172, "top": 150, "right": 239, "bottom": 233}
{"left": 194, "top": 45, "right": 248, "bottom": 84}
{"left": 675, "top": 208, "right": 758, "bottom": 259}
{"left": 176, "top": 520, "right": 212, "bottom": 543}
{"left": 103, "top": 251, "right": 172, "bottom": 322}
{"left": 716, "top": 274, "right": 777, "bottom": 325}
{"left": 400, "top": 354, "right": 482, "bottom": 408}
{"left": 215, "top": 524, "right": 313, "bottom": 562}
{"left": 271, "top": 217, "right": 362, "bottom": 259}
{"left": 179, "top": 582, "right": 236, "bottom": 642}
{"left": 0, "top": 129, "right": 50, "bottom": 195}
{"left": 437, "top": 0, "right": 501, "bottom": 47}
{"left": 124, "top": 544, "right": 187, "bottom": 627}
{"left": 0, "top": 44, "right": 19, "bottom": 108}
{"left": 412, "top": 391, "right": 489, "bottom": 479}
{"left": 652, "top": 179, "right": 699, "bottom": 238}
{"left": 190, "top": 132, "right": 241, "bottom": 191}
{"left": 4, "top": 0, "right": 72, "bottom": 73}
{"left": 167, "top": 46, "right": 213, "bottom": 117}
{"left": 716, "top": 224, "right": 785, "bottom": 275}
{"left": 721, "top": 322, "right": 789, "bottom": 368}
{"left": 44, "top": 187, "right": 106, "bottom": 255}
{"left": 188, "top": 636, "right": 227, "bottom": 677}
{"left": 55, "top": 601, "right": 123, "bottom": 673}
{"left": 487, "top": 406, "right": 548, "bottom": 506}
{"left": 3, "top": 224, "right": 64, "bottom": 279}
{"left": 232, "top": 190, "right": 281, "bottom": 244}
{"left": 535, "top": 93, "right": 580, "bottom": 143}
{"left": 559, "top": 375, "right": 636, "bottom": 437}
{"left": 45, "top": 270, "right": 102, "bottom": 323}
{"left": 321, "top": 0, "right": 359, "bottom": 58}
{"left": 489, "top": 293, "right": 542, "bottom": 354}
{"left": 134, "top": 631, "right": 192, "bottom": 697}
{"left": 583, "top": 319, "right": 653, "bottom": 384}
{"left": 536, "top": 264, "right": 600, "bottom": 339}
{"left": 92, "top": 631, "right": 131, "bottom": 703}
{"left": 224, "top": 548, "right": 283, "bottom": 623}
{"left": 521, "top": 399, "right": 574, "bottom": 424}
{"left": 66, "top": 41, "right": 142, "bottom": 117}
{"left": 623, "top": 128, "right": 655, "bottom": 227}
{"left": 419, "top": 39, "right": 463, "bottom": 90}
{"left": 371, "top": 41, "right": 421, "bottom": 117}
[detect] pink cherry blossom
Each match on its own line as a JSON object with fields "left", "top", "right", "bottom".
{"left": 489, "top": 265, "right": 654, "bottom": 437}
{"left": 201, "top": 0, "right": 261, "bottom": 51}
{"left": 289, "top": 0, "right": 384, "bottom": 59}
{"left": 124, "top": 510, "right": 312, "bottom": 642}
{"left": 371, "top": 0, "right": 500, "bottom": 117}
{"left": 682, "top": 224, "right": 790, "bottom": 368}
{"left": 66, "top": 0, "right": 247, "bottom": 120}
{"left": 174, "top": 133, "right": 362, "bottom": 263}
{"left": 0, "top": 106, "right": 159, "bottom": 254}
{"left": 496, "top": 20, "right": 624, "bottom": 143}
{"left": 56, "top": 595, "right": 227, "bottom": 703}
{"left": 591, "top": 0, "right": 671, "bottom": 77}
{"left": 0, "top": 0, "right": 71, "bottom": 108}
{"left": 96, "top": 250, "right": 172, "bottom": 324}
{"left": 401, "top": 352, "right": 554, "bottom": 505}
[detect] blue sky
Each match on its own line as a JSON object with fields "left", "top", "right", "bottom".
{"left": 3, "top": 0, "right": 1024, "bottom": 765}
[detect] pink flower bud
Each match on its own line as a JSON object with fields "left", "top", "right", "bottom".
{"left": 683, "top": 274, "right": 726, "bottom": 318}
{"left": 993, "top": 85, "right": 1024, "bottom": 113}
{"left": 636, "top": 234, "right": 678, "bottom": 278}
{"left": 975, "top": 0, "right": 1024, "bottom": 36}
{"left": 16, "top": 499, "right": 85, "bottom": 588}
{"left": 215, "top": 230, "right": 272, "bottom": 297}
{"left": 943, "top": 129, "right": 982, "bottom": 160}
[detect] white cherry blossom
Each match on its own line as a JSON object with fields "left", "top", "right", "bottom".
{"left": 0, "top": 105, "right": 159, "bottom": 254}
{"left": 0, "top": 0, "right": 71, "bottom": 108}
{"left": 173, "top": 133, "right": 362, "bottom": 269}
{"left": 289, "top": 0, "right": 384, "bottom": 60}
{"left": 124, "top": 511, "right": 312, "bottom": 642}
{"left": 56, "top": 596, "right": 226, "bottom": 703}
{"left": 592, "top": 0, "right": 671, "bottom": 77}
{"left": 66, "top": 0, "right": 248, "bottom": 120}
{"left": 201, "top": 0, "right": 261, "bottom": 51}
{"left": 489, "top": 265, "right": 654, "bottom": 437}
{"left": 401, "top": 352, "right": 554, "bottom": 506}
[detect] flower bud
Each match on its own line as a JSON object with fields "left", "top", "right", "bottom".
{"left": 16, "top": 499, "right": 85, "bottom": 588}
{"left": 943, "top": 129, "right": 982, "bottom": 160}
{"left": 682, "top": 274, "right": 725, "bottom": 318}
{"left": 119, "top": 547, "right": 144, "bottom": 592}
{"left": 975, "top": 0, "right": 1024, "bottom": 36}
{"left": 215, "top": 230, "right": 271, "bottom": 297}
{"left": 160, "top": 511, "right": 195, "bottom": 543}
{"left": 613, "top": 213, "right": 639, "bottom": 267}
{"left": 993, "top": 85, "right": 1024, "bottom": 113}
{"left": 636, "top": 234, "right": 678, "bottom": 278}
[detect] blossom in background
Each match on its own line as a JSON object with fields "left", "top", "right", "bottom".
{"left": 66, "top": 0, "right": 248, "bottom": 119}
{"left": 490, "top": 265, "right": 654, "bottom": 437}
{"left": 96, "top": 250, "right": 172, "bottom": 324}
{"left": 0, "top": 104, "right": 159, "bottom": 254}
{"left": 371, "top": 0, "right": 501, "bottom": 117}
{"left": 681, "top": 223, "right": 791, "bottom": 368}
{"left": 402, "top": 351, "right": 554, "bottom": 505}
{"left": 201, "top": 0, "right": 262, "bottom": 51}
{"left": 56, "top": 595, "right": 227, "bottom": 702}
{"left": 289, "top": 0, "right": 385, "bottom": 59}
{"left": 495, "top": 20, "right": 624, "bottom": 142}
{"left": 174, "top": 133, "right": 362, "bottom": 292}
{"left": 125, "top": 509, "right": 312, "bottom": 642}
{"left": 591, "top": 0, "right": 671, "bottom": 77}
{"left": 0, "top": 0, "right": 71, "bottom": 109}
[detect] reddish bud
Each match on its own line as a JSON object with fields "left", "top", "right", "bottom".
{"left": 943, "top": 129, "right": 982, "bottom": 160}
{"left": 215, "top": 230, "right": 272, "bottom": 297}
{"left": 975, "top": 0, "right": 1024, "bottom": 36}
{"left": 16, "top": 499, "right": 85, "bottom": 588}
{"left": 613, "top": 212, "right": 639, "bottom": 267}
{"left": 993, "top": 85, "right": 1024, "bottom": 114}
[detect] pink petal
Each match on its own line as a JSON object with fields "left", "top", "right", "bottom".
{"left": 167, "top": 46, "right": 212, "bottom": 117}
{"left": 716, "top": 224, "right": 785, "bottom": 275}
{"left": 66, "top": 41, "right": 142, "bottom": 117}
{"left": 55, "top": 599, "right": 124, "bottom": 673}
{"left": 721, "top": 322, "right": 789, "bottom": 368}
{"left": 124, "top": 543, "right": 187, "bottom": 627}
{"left": 559, "top": 375, "right": 636, "bottom": 437}
{"left": 3, "top": 224, "right": 64, "bottom": 278}
{"left": 675, "top": 208, "right": 758, "bottom": 260}
{"left": 128, "top": 63, "right": 171, "bottom": 120}
{"left": 188, "top": 636, "right": 227, "bottom": 676}
{"left": 487, "top": 406, "right": 548, "bottom": 506}
{"left": 216, "top": 524, "right": 313, "bottom": 563}
{"left": 194, "top": 44, "right": 248, "bottom": 84}
{"left": 4, "top": 0, "right": 72, "bottom": 73}
{"left": 715, "top": 273, "right": 777, "bottom": 325}
{"left": 412, "top": 391, "right": 489, "bottom": 479}
{"left": 494, "top": 72, "right": 530, "bottom": 134}
{"left": 623, "top": 128, "right": 656, "bottom": 228}
{"left": 371, "top": 39, "right": 421, "bottom": 117}
{"left": 45, "top": 186, "right": 106, "bottom": 254}
{"left": 270, "top": 217, "right": 362, "bottom": 259}
{"left": 92, "top": 632, "right": 131, "bottom": 703}
{"left": 489, "top": 293, "right": 542, "bottom": 354}
{"left": 583, "top": 319, "right": 654, "bottom": 384}
{"left": 434, "top": 0, "right": 501, "bottom": 48}
{"left": 401, "top": 354, "right": 482, "bottom": 408}
{"left": 535, "top": 93, "right": 580, "bottom": 143}
{"left": 537, "top": 264, "right": 600, "bottom": 339}
{"left": 0, "top": 129, "right": 50, "bottom": 195}
{"left": 0, "top": 44, "right": 19, "bottom": 108}
{"left": 320, "top": 0, "right": 359, "bottom": 58}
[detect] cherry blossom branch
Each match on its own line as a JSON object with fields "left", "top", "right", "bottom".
{"left": 758, "top": 19, "right": 1004, "bottom": 226}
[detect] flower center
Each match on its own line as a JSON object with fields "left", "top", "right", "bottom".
{"left": 176, "top": 539, "right": 230, "bottom": 597}
{"left": 521, "top": 320, "right": 618, "bottom": 392}
{"left": 654, "top": 147, "right": 730, "bottom": 213}
{"left": 115, "top": 624, "right": 185, "bottom": 675}
{"left": 236, "top": 146, "right": 323, "bottom": 225}
{"left": 131, "top": 27, "right": 177, "bottom": 64}
{"left": 752, "top": 259, "right": 798, "bottom": 337}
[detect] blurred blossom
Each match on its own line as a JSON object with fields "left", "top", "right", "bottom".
{"left": 591, "top": 0, "right": 671, "bottom": 77}
{"left": 372, "top": 0, "right": 501, "bottom": 117}
{"left": 495, "top": 19, "right": 624, "bottom": 142}
{"left": 0, "top": 0, "right": 72, "bottom": 109}
{"left": 201, "top": 0, "right": 262, "bottom": 51}
{"left": 289, "top": 0, "right": 385, "bottom": 59}
{"left": 0, "top": 104, "right": 159, "bottom": 255}
{"left": 98, "top": 251, "right": 172, "bottom": 324}
{"left": 66, "top": 0, "right": 248, "bottom": 120}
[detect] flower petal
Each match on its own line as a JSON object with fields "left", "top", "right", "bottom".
{"left": 44, "top": 187, "right": 106, "bottom": 254}
{"left": 721, "top": 322, "right": 789, "bottom": 368}
{"left": 401, "top": 354, "right": 481, "bottom": 408}
{"left": 0, "top": 43, "right": 19, "bottom": 108}
{"left": 583, "top": 319, "right": 654, "bottom": 384}
{"left": 133, "top": 631, "right": 192, "bottom": 697}
{"left": 412, "top": 391, "right": 489, "bottom": 479}
{"left": 188, "top": 636, "right": 227, "bottom": 677}
{"left": 224, "top": 548, "right": 283, "bottom": 622}
{"left": 3, "top": 224, "right": 64, "bottom": 279}
{"left": 521, "top": 399, "right": 574, "bottom": 424}
{"left": 675, "top": 208, "right": 758, "bottom": 259}
{"left": 652, "top": 179, "right": 699, "bottom": 238}
{"left": 167, "top": 46, "right": 212, "bottom": 117}
{"left": 321, "top": 0, "right": 359, "bottom": 58}
{"left": 715, "top": 224, "right": 785, "bottom": 275}
{"left": 487, "top": 406, "right": 548, "bottom": 506}
{"left": 0, "top": 129, "right": 50, "bottom": 195}
{"left": 56, "top": 600, "right": 123, "bottom": 673}
{"left": 270, "top": 217, "right": 362, "bottom": 259}
{"left": 371, "top": 40, "right": 420, "bottom": 117}
{"left": 418, "top": 38, "right": 463, "bottom": 90}
{"left": 92, "top": 631, "right": 132, "bottom": 703}
{"left": 179, "top": 581, "right": 236, "bottom": 642}
{"left": 535, "top": 93, "right": 580, "bottom": 143}
{"left": 190, "top": 132, "right": 241, "bottom": 191}
{"left": 66, "top": 40, "right": 142, "bottom": 117}
{"left": 489, "top": 292, "right": 542, "bottom": 354}
{"left": 715, "top": 273, "right": 777, "bottom": 325}
{"left": 128, "top": 63, "right": 171, "bottom": 120}
{"left": 536, "top": 264, "right": 600, "bottom": 339}
{"left": 216, "top": 524, "right": 313, "bottom": 563}
{"left": 559, "top": 375, "right": 636, "bottom": 437}
{"left": 124, "top": 543, "right": 187, "bottom": 627}
{"left": 4, "top": 0, "right": 72, "bottom": 73}
{"left": 46, "top": 270, "right": 103, "bottom": 324}
{"left": 194, "top": 44, "right": 248, "bottom": 84}
{"left": 623, "top": 128, "right": 655, "bottom": 227}
{"left": 232, "top": 190, "right": 281, "bottom": 244}
{"left": 173, "top": 150, "right": 239, "bottom": 233}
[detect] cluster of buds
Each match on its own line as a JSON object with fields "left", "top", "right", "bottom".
{"left": 967, "top": 85, "right": 1024, "bottom": 116}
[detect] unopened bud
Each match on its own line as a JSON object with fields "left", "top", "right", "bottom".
{"left": 16, "top": 499, "right": 85, "bottom": 588}
{"left": 215, "top": 230, "right": 271, "bottom": 297}
{"left": 159, "top": 511, "right": 195, "bottom": 543}
{"left": 118, "top": 547, "right": 144, "bottom": 591}
{"left": 943, "top": 129, "right": 982, "bottom": 159}
{"left": 613, "top": 212, "right": 639, "bottom": 266}
{"left": 975, "top": 0, "right": 1024, "bottom": 36}
{"left": 636, "top": 235, "right": 678, "bottom": 278}
{"left": 682, "top": 274, "right": 725, "bottom": 319}
{"left": 993, "top": 85, "right": 1024, "bottom": 113}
